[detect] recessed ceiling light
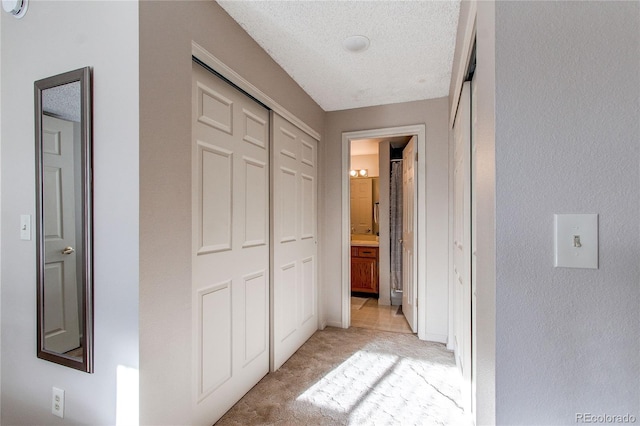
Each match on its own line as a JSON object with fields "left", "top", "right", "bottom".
{"left": 2, "top": 0, "right": 28, "bottom": 18}
{"left": 343, "top": 35, "right": 370, "bottom": 53}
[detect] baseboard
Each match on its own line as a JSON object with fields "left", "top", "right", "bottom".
{"left": 424, "top": 333, "right": 448, "bottom": 344}
{"left": 325, "top": 320, "right": 344, "bottom": 329}
{"left": 319, "top": 320, "right": 327, "bottom": 330}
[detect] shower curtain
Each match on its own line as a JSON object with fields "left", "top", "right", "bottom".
{"left": 390, "top": 161, "right": 403, "bottom": 291}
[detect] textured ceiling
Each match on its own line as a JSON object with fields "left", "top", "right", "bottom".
{"left": 217, "top": 0, "right": 461, "bottom": 112}
{"left": 43, "top": 82, "right": 81, "bottom": 123}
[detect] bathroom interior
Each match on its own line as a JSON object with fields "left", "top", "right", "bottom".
{"left": 349, "top": 137, "right": 413, "bottom": 333}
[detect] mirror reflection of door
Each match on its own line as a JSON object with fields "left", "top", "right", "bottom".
{"left": 42, "top": 114, "right": 81, "bottom": 355}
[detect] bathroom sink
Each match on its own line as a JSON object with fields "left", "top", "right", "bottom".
{"left": 351, "top": 240, "right": 379, "bottom": 247}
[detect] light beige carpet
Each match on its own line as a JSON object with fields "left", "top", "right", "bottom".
{"left": 216, "top": 326, "right": 469, "bottom": 425}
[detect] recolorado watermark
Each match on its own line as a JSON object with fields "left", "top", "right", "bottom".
{"left": 576, "top": 413, "right": 637, "bottom": 424}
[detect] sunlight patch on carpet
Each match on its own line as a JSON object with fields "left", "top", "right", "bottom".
{"left": 296, "top": 349, "right": 466, "bottom": 425}
{"left": 348, "top": 357, "right": 464, "bottom": 425}
{"left": 296, "top": 350, "right": 398, "bottom": 412}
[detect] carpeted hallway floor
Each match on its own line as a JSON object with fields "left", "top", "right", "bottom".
{"left": 216, "top": 326, "right": 469, "bottom": 425}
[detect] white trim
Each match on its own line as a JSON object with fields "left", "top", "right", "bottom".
{"left": 449, "top": 2, "right": 477, "bottom": 129}
{"left": 341, "top": 134, "right": 351, "bottom": 328}
{"left": 448, "top": 125, "right": 455, "bottom": 351}
{"left": 324, "top": 320, "right": 342, "bottom": 329}
{"left": 449, "top": 3, "right": 483, "bottom": 424}
{"left": 192, "top": 41, "right": 321, "bottom": 142}
{"left": 424, "top": 333, "right": 448, "bottom": 344}
{"left": 341, "top": 125, "right": 427, "bottom": 341}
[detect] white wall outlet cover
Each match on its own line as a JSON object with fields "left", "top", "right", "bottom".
{"left": 554, "top": 214, "right": 598, "bottom": 269}
{"left": 2, "top": 0, "right": 28, "bottom": 18}
{"left": 52, "top": 387, "right": 64, "bottom": 418}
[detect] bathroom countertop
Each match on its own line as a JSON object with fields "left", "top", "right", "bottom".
{"left": 351, "top": 240, "right": 379, "bottom": 247}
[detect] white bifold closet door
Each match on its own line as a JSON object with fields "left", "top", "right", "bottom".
{"left": 453, "top": 80, "right": 472, "bottom": 413}
{"left": 271, "top": 113, "right": 318, "bottom": 371}
{"left": 191, "top": 62, "right": 270, "bottom": 425}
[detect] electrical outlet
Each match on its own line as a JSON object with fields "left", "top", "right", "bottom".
{"left": 52, "top": 387, "right": 64, "bottom": 419}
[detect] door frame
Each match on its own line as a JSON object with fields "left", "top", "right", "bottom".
{"left": 341, "top": 125, "right": 427, "bottom": 339}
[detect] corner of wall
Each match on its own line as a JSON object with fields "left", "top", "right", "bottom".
{"left": 473, "top": 0, "right": 496, "bottom": 424}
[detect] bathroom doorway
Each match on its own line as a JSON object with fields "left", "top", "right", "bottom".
{"left": 341, "top": 125, "right": 427, "bottom": 335}
{"left": 349, "top": 137, "right": 414, "bottom": 333}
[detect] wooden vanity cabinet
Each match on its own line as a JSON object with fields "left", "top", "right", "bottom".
{"left": 351, "top": 246, "right": 379, "bottom": 294}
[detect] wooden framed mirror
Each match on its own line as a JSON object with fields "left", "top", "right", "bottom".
{"left": 35, "top": 67, "right": 93, "bottom": 373}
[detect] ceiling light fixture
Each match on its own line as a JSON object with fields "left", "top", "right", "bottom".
{"left": 2, "top": 0, "right": 28, "bottom": 18}
{"left": 343, "top": 35, "right": 370, "bottom": 53}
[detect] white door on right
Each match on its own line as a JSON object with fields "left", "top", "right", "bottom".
{"left": 402, "top": 136, "right": 418, "bottom": 332}
{"left": 470, "top": 70, "right": 478, "bottom": 418}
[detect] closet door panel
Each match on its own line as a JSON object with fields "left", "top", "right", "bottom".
{"left": 271, "top": 113, "right": 318, "bottom": 371}
{"left": 191, "top": 62, "right": 269, "bottom": 425}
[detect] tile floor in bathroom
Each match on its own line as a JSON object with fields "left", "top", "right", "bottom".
{"left": 350, "top": 297, "right": 413, "bottom": 334}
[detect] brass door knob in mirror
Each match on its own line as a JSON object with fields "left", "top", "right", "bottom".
{"left": 62, "top": 246, "right": 75, "bottom": 255}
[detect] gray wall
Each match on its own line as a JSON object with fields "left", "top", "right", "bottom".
{"left": 474, "top": 1, "right": 497, "bottom": 424}
{"left": 323, "top": 99, "right": 450, "bottom": 340}
{"left": 1, "top": 1, "right": 139, "bottom": 424}
{"left": 139, "top": 2, "right": 324, "bottom": 424}
{"left": 494, "top": 1, "right": 639, "bottom": 423}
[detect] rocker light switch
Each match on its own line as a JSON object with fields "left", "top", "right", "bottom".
{"left": 554, "top": 214, "right": 598, "bottom": 269}
{"left": 20, "top": 215, "right": 31, "bottom": 241}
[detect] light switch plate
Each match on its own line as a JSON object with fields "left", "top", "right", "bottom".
{"left": 554, "top": 214, "right": 598, "bottom": 269}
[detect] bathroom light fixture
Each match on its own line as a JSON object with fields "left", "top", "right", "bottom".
{"left": 2, "top": 0, "right": 28, "bottom": 18}
{"left": 349, "top": 169, "right": 368, "bottom": 177}
{"left": 343, "top": 35, "right": 370, "bottom": 53}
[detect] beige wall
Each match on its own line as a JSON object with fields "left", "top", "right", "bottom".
{"left": 351, "top": 154, "right": 379, "bottom": 177}
{"left": 1, "top": 1, "right": 139, "bottom": 424}
{"left": 139, "top": 2, "right": 324, "bottom": 424}
{"left": 323, "top": 99, "right": 450, "bottom": 341}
